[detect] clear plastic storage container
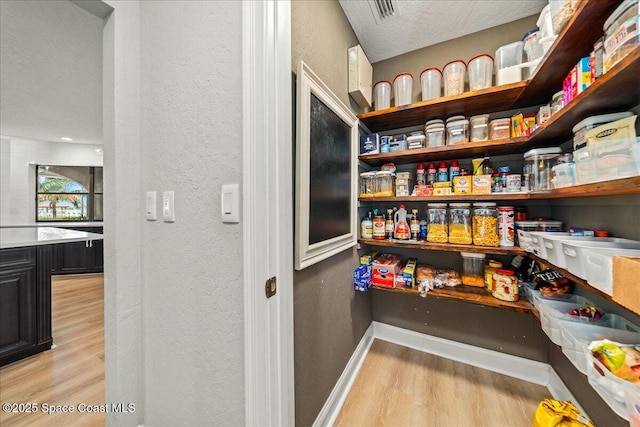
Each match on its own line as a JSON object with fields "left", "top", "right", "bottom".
{"left": 359, "top": 172, "right": 376, "bottom": 198}
{"left": 574, "top": 137, "right": 640, "bottom": 185}
{"left": 551, "top": 162, "right": 576, "bottom": 189}
{"left": 420, "top": 67, "right": 442, "bottom": 101}
{"left": 472, "top": 202, "right": 499, "bottom": 247}
{"left": 572, "top": 112, "right": 633, "bottom": 151}
{"left": 425, "top": 120, "right": 445, "bottom": 147}
{"left": 427, "top": 203, "right": 448, "bottom": 243}
{"left": 488, "top": 118, "right": 511, "bottom": 140}
{"left": 461, "top": 252, "right": 486, "bottom": 287}
{"left": 467, "top": 54, "right": 493, "bottom": 91}
{"left": 373, "top": 80, "right": 391, "bottom": 111}
{"left": 537, "top": 4, "right": 554, "bottom": 38}
{"left": 393, "top": 73, "right": 413, "bottom": 107}
{"left": 443, "top": 60, "right": 466, "bottom": 96}
{"left": 449, "top": 203, "right": 472, "bottom": 244}
{"left": 523, "top": 29, "right": 544, "bottom": 62}
{"left": 603, "top": 0, "right": 640, "bottom": 72}
{"left": 470, "top": 114, "right": 489, "bottom": 142}
{"left": 537, "top": 296, "right": 602, "bottom": 345}
{"left": 446, "top": 119, "right": 469, "bottom": 145}
{"left": 374, "top": 171, "right": 394, "bottom": 197}
{"left": 495, "top": 41, "right": 524, "bottom": 85}
{"left": 523, "top": 147, "right": 562, "bottom": 191}
{"left": 550, "top": 0, "right": 575, "bottom": 35}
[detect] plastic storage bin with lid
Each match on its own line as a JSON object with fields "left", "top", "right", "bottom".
{"left": 551, "top": 162, "right": 576, "bottom": 188}
{"left": 449, "top": 203, "right": 472, "bottom": 244}
{"left": 359, "top": 172, "right": 376, "bottom": 198}
{"left": 393, "top": 73, "right": 413, "bottom": 107}
{"left": 426, "top": 203, "right": 448, "bottom": 243}
{"left": 442, "top": 60, "right": 466, "bottom": 96}
{"left": 470, "top": 114, "right": 489, "bottom": 142}
{"left": 581, "top": 247, "right": 640, "bottom": 296}
{"left": 425, "top": 119, "right": 445, "bottom": 147}
{"left": 472, "top": 202, "right": 499, "bottom": 247}
{"left": 420, "top": 68, "right": 442, "bottom": 101}
{"left": 495, "top": 41, "right": 524, "bottom": 85}
{"left": 522, "top": 29, "right": 544, "bottom": 79}
{"left": 446, "top": 118, "right": 469, "bottom": 145}
{"left": 574, "top": 137, "right": 640, "bottom": 185}
{"left": 536, "top": 294, "right": 602, "bottom": 345}
{"left": 523, "top": 147, "right": 562, "bottom": 191}
{"left": 373, "top": 81, "right": 391, "bottom": 111}
{"left": 467, "top": 54, "right": 493, "bottom": 91}
{"left": 488, "top": 118, "right": 511, "bottom": 140}
{"left": 572, "top": 111, "right": 633, "bottom": 151}
{"left": 461, "top": 252, "right": 486, "bottom": 287}
{"left": 603, "top": 0, "right": 640, "bottom": 73}
{"left": 559, "top": 313, "right": 640, "bottom": 374}
{"left": 374, "top": 171, "right": 394, "bottom": 197}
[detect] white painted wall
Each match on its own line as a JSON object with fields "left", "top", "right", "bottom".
{"left": 103, "top": 1, "right": 245, "bottom": 425}
{"left": 0, "top": 136, "right": 103, "bottom": 225}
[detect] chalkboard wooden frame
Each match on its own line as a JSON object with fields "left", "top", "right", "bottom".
{"left": 295, "top": 61, "right": 358, "bottom": 270}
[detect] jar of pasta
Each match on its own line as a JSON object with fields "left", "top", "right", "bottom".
{"left": 472, "top": 202, "right": 499, "bottom": 247}
{"left": 427, "top": 203, "right": 448, "bottom": 243}
{"left": 448, "top": 203, "right": 472, "bottom": 244}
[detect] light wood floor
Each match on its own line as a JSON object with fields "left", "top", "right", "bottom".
{"left": 0, "top": 274, "right": 105, "bottom": 427}
{"left": 334, "top": 339, "right": 551, "bottom": 427}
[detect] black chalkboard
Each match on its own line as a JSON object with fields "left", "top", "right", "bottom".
{"left": 308, "top": 93, "right": 351, "bottom": 245}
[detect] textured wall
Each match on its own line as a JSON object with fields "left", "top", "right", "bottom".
{"left": 292, "top": 1, "right": 373, "bottom": 426}
{"left": 138, "top": 1, "right": 244, "bottom": 425}
{"left": 372, "top": 15, "right": 538, "bottom": 107}
{"left": 0, "top": 137, "right": 103, "bottom": 225}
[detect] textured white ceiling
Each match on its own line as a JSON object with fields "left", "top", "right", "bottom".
{"left": 339, "top": 0, "right": 548, "bottom": 63}
{"left": 0, "top": 0, "right": 103, "bottom": 145}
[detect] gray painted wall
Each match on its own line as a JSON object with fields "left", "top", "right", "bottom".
{"left": 292, "top": 1, "right": 373, "bottom": 425}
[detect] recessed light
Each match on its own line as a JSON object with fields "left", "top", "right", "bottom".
{"left": 61, "top": 137, "right": 73, "bottom": 141}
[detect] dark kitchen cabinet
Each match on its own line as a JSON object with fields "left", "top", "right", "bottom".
{"left": 50, "top": 226, "right": 104, "bottom": 275}
{"left": 0, "top": 246, "right": 52, "bottom": 367}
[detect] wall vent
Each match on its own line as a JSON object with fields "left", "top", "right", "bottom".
{"left": 369, "top": 0, "right": 400, "bottom": 24}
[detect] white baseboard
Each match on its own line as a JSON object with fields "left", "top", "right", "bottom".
{"left": 312, "top": 323, "right": 375, "bottom": 427}
{"left": 314, "top": 321, "right": 583, "bottom": 427}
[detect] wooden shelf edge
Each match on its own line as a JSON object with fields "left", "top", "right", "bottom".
{"left": 359, "top": 193, "right": 531, "bottom": 202}
{"left": 529, "top": 176, "right": 640, "bottom": 199}
{"left": 359, "top": 239, "right": 525, "bottom": 256}
{"left": 371, "top": 284, "right": 533, "bottom": 313}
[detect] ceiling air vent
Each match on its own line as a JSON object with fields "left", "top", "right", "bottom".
{"left": 369, "top": 0, "right": 400, "bottom": 24}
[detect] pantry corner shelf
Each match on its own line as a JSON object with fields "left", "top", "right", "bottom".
{"left": 528, "top": 176, "right": 640, "bottom": 199}
{"left": 358, "top": 137, "right": 528, "bottom": 167}
{"left": 371, "top": 284, "right": 534, "bottom": 314}
{"left": 359, "top": 238, "right": 525, "bottom": 256}
{"left": 357, "top": 82, "right": 527, "bottom": 133}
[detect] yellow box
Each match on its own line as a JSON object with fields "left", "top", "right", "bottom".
{"left": 433, "top": 181, "right": 452, "bottom": 188}
{"left": 471, "top": 175, "right": 492, "bottom": 194}
{"left": 453, "top": 176, "right": 472, "bottom": 195}
{"left": 433, "top": 187, "right": 452, "bottom": 196}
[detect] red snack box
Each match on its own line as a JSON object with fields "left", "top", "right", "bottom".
{"left": 372, "top": 253, "right": 403, "bottom": 288}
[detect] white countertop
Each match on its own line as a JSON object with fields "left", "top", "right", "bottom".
{"left": 0, "top": 227, "right": 104, "bottom": 249}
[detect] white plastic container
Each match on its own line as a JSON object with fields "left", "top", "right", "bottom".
{"left": 587, "top": 351, "right": 640, "bottom": 420}
{"left": 467, "top": 54, "right": 493, "bottom": 91}
{"left": 420, "top": 67, "right": 442, "bottom": 101}
{"left": 537, "top": 4, "right": 554, "bottom": 38}
{"left": 446, "top": 119, "right": 469, "bottom": 145}
{"left": 551, "top": 162, "right": 576, "bottom": 188}
{"left": 538, "top": 235, "right": 634, "bottom": 268}
{"left": 540, "top": 35, "right": 558, "bottom": 55}
{"left": 561, "top": 238, "right": 640, "bottom": 274}
{"left": 470, "top": 114, "right": 489, "bottom": 142}
{"left": 627, "top": 381, "right": 640, "bottom": 426}
{"left": 537, "top": 296, "right": 601, "bottom": 345}
{"left": 559, "top": 314, "right": 640, "bottom": 374}
{"left": 393, "top": 73, "right": 413, "bottom": 107}
{"left": 495, "top": 41, "right": 524, "bottom": 85}
{"left": 442, "top": 60, "right": 466, "bottom": 96}
{"left": 583, "top": 247, "right": 640, "bottom": 295}
{"left": 373, "top": 81, "right": 391, "bottom": 111}
{"left": 528, "top": 231, "right": 570, "bottom": 259}
{"left": 523, "top": 29, "right": 544, "bottom": 63}
{"left": 572, "top": 111, "right": 634, "bottom": 151}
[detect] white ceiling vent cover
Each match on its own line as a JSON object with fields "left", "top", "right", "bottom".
{"left": 369, "top": 0, "right": 400, "bottom": 24}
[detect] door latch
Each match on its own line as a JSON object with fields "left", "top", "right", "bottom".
{"left": 265, "top": 276, "right": 276, "bottom": 298}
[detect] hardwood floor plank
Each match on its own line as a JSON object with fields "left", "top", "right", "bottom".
{"left": 0, "top": 274, "right": 105, "bottom": 427}
{"left": 334, "top": 340, "right": 551, "bottom": 427}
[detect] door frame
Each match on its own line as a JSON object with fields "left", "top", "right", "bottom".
{"left": 242, "top": 1, "right": 295, "bottom": 425}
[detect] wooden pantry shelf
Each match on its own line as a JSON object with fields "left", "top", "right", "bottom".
{"left": 359, "top": 238, "right": 525, "bottom": 256}
{"left": 527, "top": 47, "right": 640, "bottom": 147}
{"left": 528, "top": 176, "right": 640, "bottom": 199}
{"left": 528, "top": 253, "right": 617, "bottom": 305}
{"left": 357, "top": 82, "right": 527, "bottom": 133}
{"left": 359, "top": 193, "right": 531, "bottom": 203}
{"left": 358, "top": 137, "right": 528, "bottom": 167}
{"left": 372, "top": 284, "right": 534, "bottom": 314}
{"left": 515, "top": 0, "right": 624, "bottom": 107}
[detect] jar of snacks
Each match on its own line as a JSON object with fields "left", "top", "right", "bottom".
{"left": 448, "top": 203, "right": 472, "bottom": 244}
{"left": 461, "top": 252, "right": 486, "bottom": 287}
{"left": 492, "top": 269, "right": 519, "bottom": 302}
{"left": 427, "top": 203, "right": 448, "bottom": 243}
{"left": 472, "top": 202, "right": 499, "bottom": 247}
{"left": 484, "top": 260, "right": 503, "bottom": 291}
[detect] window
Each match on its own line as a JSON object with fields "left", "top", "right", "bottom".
{"left": 36, "top": 165, "right": 103, "bottom": 222}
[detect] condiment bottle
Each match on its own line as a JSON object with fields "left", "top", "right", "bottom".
{"left": 449, "top": 159, "right": 460, "bottom": 182}
{"left": 373, "top": 211, "right": 386, "bottom": 240}
{"left": 385, "top": 208, "right": 394, "bottom": 239}
{"left": 427, "top": 162, "right": 437, "bottom": 185}
{"left": 394, "top": 205, "right": 410, "bottom": 240}
{"left": 361, "top": 212, "right": 373, "bottom": 239}
{"left": 437, "top": 161, "right": 448, "bottom": 182}
{"left": 410, "top": 209, "right": 420, "bottom": 240}
{"left": 484, "top": 260, "right": 503, "bottom": 291}
{"left": 416, "top": 162, "right": 426, "bottom": 186}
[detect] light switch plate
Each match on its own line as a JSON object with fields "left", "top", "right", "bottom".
{"left": 146, "top": 191, "right": 157, "bottom": 220}
{"left": 162, "top": 191, "right": 175, "bottom": 222}
{"left": 221, "top": 184, "right": 239, "bottom": 223}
